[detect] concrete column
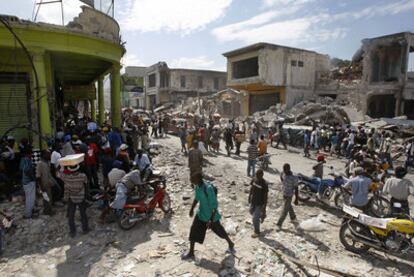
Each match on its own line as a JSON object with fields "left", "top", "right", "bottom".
{"left": 111, "top": 64, "right": 122, "bottom": 128}
{"left": 31, "top": 49, "right": 52, "bottom": 149}
{"left": 395, "top": 97, "right": 402, "bottom": 116}
{"left": 90, "top": 99, "right": 96, "bottom": 121}
{"left": 98, "top": 76, "right": 105, "bottom": 125}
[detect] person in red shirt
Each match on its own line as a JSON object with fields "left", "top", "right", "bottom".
{"left": 198, "top": 125, "right": 206, "bottom": 147}
{"left": 85, "top": 137, "right": 99, "bottom": 190}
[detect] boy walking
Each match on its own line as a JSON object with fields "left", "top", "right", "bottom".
{"left": 182, "top": 173, "right": 235, "bottom": 260}
{"left": 248, "top": 169, "right": 268, "bottom": 237}
{"left": 247, "top": 139, "right": 259, "bottom": 177}
{"left": 277, "top": 163, "right": 299, "bottom": 229}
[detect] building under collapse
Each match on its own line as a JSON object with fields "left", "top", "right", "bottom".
{"left": 222, "top": 43, "right": 331, "bottom": 116}
{"left": 144, "top": 62, "right": 227, "bottom": 110}
{"left": 0, "top": 6, "right": 125, "bottom": 148}
{"left": 354, "top": 32, "right": 414, "bottom": 119}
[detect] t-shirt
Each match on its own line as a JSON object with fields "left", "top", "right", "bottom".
{"left": 383, "top": 177, "right": 414, "bottom": 201}
{"left": 61, "top": 172, "right": 87, "bottom": 203}
{"left": 108, "top": 168, "right": 126, "bottom": 187}
{"left": 134, "top": 154, "right": 151, "bottom": 171}
{"left": 344, "top": 176, "right": 371, "bottom": 207}
{"left": 50, "top": 151, "right": 62, "bottom": 168}
{"left": 188, "top": 148, "right": 203, "bottom": 172}
{"left": 36, "top": 160, "right": 54, "bottom": 189}
{"left": 195, "top": 181, "right": 221, "bottom": 222}
{"left": 247, "top": 144, "right": 259, "bottom": 161}
{"left": 280, "top": 172, "right": 298, "bottom": 197}
{"left": 250, "top": 177, "right": 268, "bottom": 206}
{"left": 19, "top": 156, "right": 34, "bottom": 185}
{"left": 85, "top": 143, "right": 98, "bottom": 166}
{"left": 258, "top": 140, "right": 267, "bottom": 156}
{"left": 313, "top": 162, "right": 324, "bottom": 179}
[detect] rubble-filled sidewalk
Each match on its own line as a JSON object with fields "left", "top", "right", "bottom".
{"left": 1, "top": 135, "right": 414, "bottom": 277}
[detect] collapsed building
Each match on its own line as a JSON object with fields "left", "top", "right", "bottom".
{"left": 222, "top": 43, "right": 331, "bottom": 116}
{"left": 143, "top": 62, "right": 227, "bottom": 110}
{"left": 354, "top": 32, "right": 414, "bottom": 119}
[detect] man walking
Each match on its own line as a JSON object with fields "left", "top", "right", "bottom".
{"left": 36, "top": 150, "right": 55, "bottom": 215}
{"left": 19, "top": 145, "right": 38, "bottom": 219}
{"left": 247, "top": 139, "right": 259, "bottom": 177}
{"left": 188, "top": 140, "right": 203, "bottom": 186}
{"left": 248, "top": 169, "right": 268, "bottom": 238}
{"left": 182, "top": 173, "right": 235, "bottom": 260}
{"left": 277, "top": 163, "right": 299, "bottom": 229}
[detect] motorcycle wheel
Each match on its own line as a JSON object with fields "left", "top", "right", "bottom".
{"left": 334, "top": 191, "right": 350, "bottom": 209}
{"left": 369, "top": 196, "right": 391, "bottom": 218}
{"left": 339, "top": 220, "right": 371, "bottom": 254}
{"left": 322, "top": 187, "right": 333, "bottom": 201}
{"left": 297, "top": 182, "right": 312, "bottom": 202}
{"left": 160, "top": 193, "right": 172, "bottom": 213}
{"left": 118, "top": 209, "right": 138, "bottom": 230}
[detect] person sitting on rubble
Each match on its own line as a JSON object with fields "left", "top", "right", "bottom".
{"left": 343, "top": 167, "right": 371, "bottom": 213}
{"left": 134, "top": 149, "right": 152, "bottom": 181}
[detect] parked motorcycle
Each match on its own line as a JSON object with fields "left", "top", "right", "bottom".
{"left": 297, "top": 172, "right": 347, "bottom": 202}
{"left": 339, "top": 205, "right": 414, "bottom": 255}
{"left": 118, "top": 176, "right": 171, "bottom": 230}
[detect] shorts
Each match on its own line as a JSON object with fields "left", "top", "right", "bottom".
{"left": 189, "top": 215, "right": 227, "bottom": 244}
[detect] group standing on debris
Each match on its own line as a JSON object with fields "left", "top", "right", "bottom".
{"left": 0, "top": 110, "right": 414, "bottom": 260}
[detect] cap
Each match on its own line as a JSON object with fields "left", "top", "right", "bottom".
{"left": 120, "top": 144, "right": 128, "bottom": 151}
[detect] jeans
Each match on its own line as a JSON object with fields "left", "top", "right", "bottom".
{"left": 247, "top": 160, "right": 256, "bottom": 177}
{"left": 23, "top": 181, "right": 36, "bottom": 217}
{"left": 250, "top": 205, "right": 263, "bottom": 234}
{"left": 277, "top": 196, "right": 296, "bottom": 227}
{"left": 67, "top": 200, "right": 89, "bottom": 234}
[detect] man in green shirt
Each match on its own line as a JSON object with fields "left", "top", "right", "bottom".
{"left": 182, "top": 173, "right": 235, "bottom": 260}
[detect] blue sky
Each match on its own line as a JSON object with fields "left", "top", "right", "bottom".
{"left": 2, "top": 0, "right": 414, "bottom": 71}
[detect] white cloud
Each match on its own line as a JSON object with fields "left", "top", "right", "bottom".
{"left": 170, "top": 56, "right": 224, "bottom": 71}
{"left": 263, "top": 0, "right": 314, "bottom": 8}
{"left": 120, "top": 0, "right": 232, "bottom": 35}
{"left": 122, "top": 53, "right": 145, "bottom": 67}
{"left": 212, "top": 0, "right": 414, "bottom": 47}
{"left": 35, "top": 0, "right": 83, "bottom": 25}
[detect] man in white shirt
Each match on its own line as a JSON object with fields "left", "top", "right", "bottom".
{"left": 134, "top": 149, "right": 152, "bottom": 181}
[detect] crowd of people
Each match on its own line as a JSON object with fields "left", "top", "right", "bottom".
{"left": 0, "top": 112, "right": 414, "bottom": 261}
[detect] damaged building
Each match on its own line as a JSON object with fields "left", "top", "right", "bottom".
{"left": 0, "top": 6, "right": 125, "bottom": 148}
{"left": 222, "top": 43, "right": 331, "bottom": 116}
{"left": 143, "top": 62, "right": 227, "bottom": 110}
{"left": 354, "top": 32, "right": 414, "bottom": 119}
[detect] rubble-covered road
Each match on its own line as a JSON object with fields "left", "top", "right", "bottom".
{"left": 1, "top": 135, "right": 414, "bottom": 277}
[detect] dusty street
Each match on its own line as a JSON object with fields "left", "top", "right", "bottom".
{"left": 1, "top": 134, "right": 414, "bottom": 277}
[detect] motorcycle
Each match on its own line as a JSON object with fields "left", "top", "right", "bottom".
{"left": 334, "top": 181, "right": 391, "bottom": 217}
{"left": 339, "top": 205, "right": 414, "bottom": 255}
{"left": 118, "top": 176, "right": 171, "bottom": 230}
{"left": 257, "top": 154, "right": 271, "bottom": 170}
{"left": 297, "top": 172, "right": 347, "bottom": 202}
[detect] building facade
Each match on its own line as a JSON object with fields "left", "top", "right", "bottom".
{"left": 144, "top": 62, "right": 227, "bottom": 110}
{"left": 123, "top": 66, "right": 146, "bottom": 108}
{"left": 0, "top": 6, "right": 125, "bottom": 148}
{"left": 354, "top": 32, "right": 414, "bottom": 119}
{"left": 222, "top": 43, "right": 330, "bottom": 115}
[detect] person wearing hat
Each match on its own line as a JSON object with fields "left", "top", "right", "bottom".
{"left": 60, "top": 155, "right": 89, "bottom": 237}
{"left": 343, "top": 167, "right": 371, "bottom": 212}
{"left": 61, "top": 134, "right": 75, "bottom": 157}
{"left": 116, "top": 144, "right": 130, "bottom": 173}
{"left": 313, "top": 155, "right": 326, "bottom": 179}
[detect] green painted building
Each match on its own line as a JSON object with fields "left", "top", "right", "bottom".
{"left": 0, "top": 6, "right": 125, "bottom": 148}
